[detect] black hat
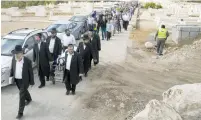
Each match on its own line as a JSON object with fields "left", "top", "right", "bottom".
{"left": 51, "top": 28, "right": 57, "bottom": 33}
{"left": 13, "top": 45, "right": 23, "bottom": 54}
{"left": 83, "top": 34, "right": 89, "bottom": 40}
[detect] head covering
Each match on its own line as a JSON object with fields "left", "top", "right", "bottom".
{"left": 13, "top": 45, "right": 23, "bottom": 54}
{"left": 51, "top": 28, "right": 57, "bottom": 33}
{"left": 83, "top": 34, "right": 89, "bottom": 40}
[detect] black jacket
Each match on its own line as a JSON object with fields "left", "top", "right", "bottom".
{"left": 77, "top": 42, "right": 95, "bottom": 73}
{"left": 90, "top": 33, "right": 101, "bottom": 64}
{"left": 33, "top": 42, "right": 50, "bottom": 76}
{"left": 10, "top": 57, "right": 34, "bottom": 89}
{"left": 46, "top": 36, "right": 62, "bottom": 58}
{"left": 63, "top": 52, "right": 84, "bottom": 85}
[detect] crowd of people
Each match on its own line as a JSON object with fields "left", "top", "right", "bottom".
{"left": 9, "top": 2, "right": 138, "bottom": 119}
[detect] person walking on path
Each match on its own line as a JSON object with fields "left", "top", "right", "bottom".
{"left": 106, "top": 20, "right": 112, "bottom": 40}
{"left": 46, "top": 28, "right": 62, "bottom": 84}
{"left": 77, "top": 34, "right": 96, "bottom": 77}
{"left": 62, "top": 44, "right": 84, "bottom": 95}
{"left": 62, "top": 29, "right": 76, "bottom": 52}
{"left": 88, "top": 31, "right": 101, "bottom": 67}
{"left": 10, "top": 45, "right": 34, "bottom": 119}
{"left": 155, "top": 25, "right": 169, "bottom": 56}
{"left": 87, "top": 15, "right": 94, "bottom": 31}
{"left": 122, "top": 12, "right": 130, "bottom": 31}
{"left": 100, "top": 17, "right": 107, "bottom": 40}
{"left": 33, "top": 33, "right": 51, "bottom": 88}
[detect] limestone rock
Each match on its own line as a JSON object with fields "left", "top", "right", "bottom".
{"left": 163, "top": 83, "right": 201, "bottom": 120}
{"left": 145, "top": 42, "right": 154, "bottom": 49}
{"left": 132, "top": 99, "right": 182, "bottom": 120}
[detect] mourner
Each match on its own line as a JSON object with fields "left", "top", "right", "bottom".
{"left": 62, "top": 29, "right": 76, "bottom": 52}
{"left": 88, "top": 31, "right": 101, "bottom": 67}
{"left": 33, "top": 33, "right": 51, "bottom": 88}
{"left": 10, "top": 45, "right": 34, "bottom": 119}
{"left": 46, "top": 28, "right": 62, "bottom": 84}
{"left": 77, "top": 34, "right": 96, "bottom": 77}
{"left": 63, "top": 44, "right": 84, "bottom": 95}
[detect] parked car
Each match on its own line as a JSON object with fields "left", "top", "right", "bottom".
{"left": 1, "top": 28, "right": 48, "bottom": 87}
{"left": 69, "top": 15, "right": 88, "bottom": 34}
{"left": 46, "top": 20, "right": 83, "bottom": 41}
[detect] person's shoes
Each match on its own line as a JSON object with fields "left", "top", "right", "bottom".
{"left": 66, "top": 91, "right": 70, "bottom": 95}
{"left": 84, "top": 73, "right": 88, "bottom": 77}
{"left": 72, "top": 91, "right": 76, "bottom": 95}
{"left": 46, "top": 77, "right": 49, "bottom": 81}
{"left": 52, "top": 77, "right": 55, "bottom": 85}
{"left": 159, "top": 54, "right": 163, "bottom": 56}
{"left": 16, "top": 113, "right": 23, "bottom": 119}
{"left": 38, "top": 85, "right": 45, "bottom": 88}
{"left": 25, "top": 99, "right": 32, "bottom": 106}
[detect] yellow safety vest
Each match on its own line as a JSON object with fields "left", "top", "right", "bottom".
{"left": 158, "top": 28, "right": 167, "bottom": 39}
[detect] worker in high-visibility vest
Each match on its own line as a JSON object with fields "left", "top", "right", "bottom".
{"left": 155, "top": 25, "right": 169, "bottom": 56}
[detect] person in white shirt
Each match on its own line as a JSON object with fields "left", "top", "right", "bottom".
{"left": 87, "top": 15, "right": 94, "bottom": 31}
{"left": 46, "top": 28, "right": 62, "bottom": 83}
{"left": 62, "top": 29, "right": 76, "bottom": 52}
{"left": 63, "top": 44, "right": 84, "bottom": 95}
{"left": 122, "top": 12, "right": 130, "bottom": 31}
{"left": 10, "top": 45, "right": 34, "bottom": 119}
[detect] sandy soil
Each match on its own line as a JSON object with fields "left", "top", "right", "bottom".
{"left": 1, "top": 21, "right": 51, "bottom": 36}
{"left": 2, "top": 20, "right": 201, "bottom": 120}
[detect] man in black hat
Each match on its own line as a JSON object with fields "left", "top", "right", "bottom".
{"left": 46, "top": 28, "right": 62, "bottom": 84}
{"left": 33, "top": 33, "right": 51, "bottom": 88}
{"left": 10, "top": 45, "right": 34, "bottom": 119}
{"left": 63, "top": 44, "right": 84, "bottom": 95}
{"left": 88, "top": 31, "right": 101, "bottom": 68}
{"left": 77, "top": 34, "right": 96, "bottom": 77}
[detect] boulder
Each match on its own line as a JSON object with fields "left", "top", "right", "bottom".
{"left": 145, "top": 42, "right": 155, "bottom": 49}
{"left": 163, "top": 83, "right": 201, "bottom": 120}
{"left": 132, "top": 100, "right": 182, "bottom": 120}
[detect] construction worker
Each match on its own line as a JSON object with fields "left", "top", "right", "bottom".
{"left": 155, "top": 25, "right": 169, "bottom": 56}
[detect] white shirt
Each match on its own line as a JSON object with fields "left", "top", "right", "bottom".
{"left": 15, "top": 57, "right": 24, "bottom": 79}
{"left": 83, "top": 44, "right": 86, "bottom": 50}
{"left": 66, "top": 52, "right": 74, "bottom": 70}
{"left": 62, "top": 34, "right": 76, "bottom": 47}
{"left": 49, "top": 38, "right": 55, "bottom": 53}
{"left": 87, "top": 17, "right": 94, "bottom": 25}
{"left": 123, "top": 14, "right": 129, "bottom": 21}
{"left": 38, "top": 42, "right": 41, "bottom": 51}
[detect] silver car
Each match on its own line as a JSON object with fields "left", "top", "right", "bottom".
{"left": 1, "top": 28, "right": 48, "bottom": 87}
{"left": 46, "top": 20, "right": 83, "bottom": 40}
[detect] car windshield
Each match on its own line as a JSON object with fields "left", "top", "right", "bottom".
{"left": 70, "top": 16, "right": 85, "bottom": 22}
{"left": 46, "top": 24, "right": 67, "bottom": 33}
{"left": 1, "top": 38, "right": 24, "bottom": 56}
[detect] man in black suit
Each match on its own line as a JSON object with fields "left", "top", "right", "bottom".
{"left": 46, "top": 28, "right": 62, "bottom": 84}
{"left": 88, "top": 31, "right": 101, "bottom": 68}
{"left": 77, "top": 34, "right": 97, "bottom": 77}
{"left": 63, "top": 44, "right": 84, "bottom": 95}
{"left": 33, "top": 33, "right": 51, "bottom": 88}
{"left": 10, "top": 45, "right": 34, "bottom": 119}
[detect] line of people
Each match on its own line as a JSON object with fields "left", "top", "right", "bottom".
{"left": 9, "top": 2, "right": 138, "bottom": 119}
{"left": 9, "top": 28, "right": 101, "bottom": 119}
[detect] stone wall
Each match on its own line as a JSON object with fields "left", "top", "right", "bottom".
{"left": 172, "top": 25, "right": 201, "bottom": 44}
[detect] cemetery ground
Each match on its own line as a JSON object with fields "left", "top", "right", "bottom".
{"left": 2, "top": 20, "right": 201, "bottom": 120}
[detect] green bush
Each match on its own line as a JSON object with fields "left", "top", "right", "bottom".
{"left": 1, "top": 1, "right": 58, "bottom": 9}
{"left": 156, "top": 4, "right": 163, "bottom": 9}
{"left": 144, "top": 2, "right": 162, "bottom": 9}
